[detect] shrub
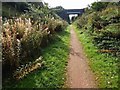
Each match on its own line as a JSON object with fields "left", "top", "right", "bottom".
{"left": 2, "top": 16, "right": 68, "bottom": 78}
{"left": 90, "top": 2, "right": 108, "bottom": 11}
{"left": 2, "top": 17, "right": 43, "bottom": 77}
{"left": 55, "top": 20, "right": 65, "bottom": 32}
{"left": 75, "top": 3, "right": 120, "bottom": 57}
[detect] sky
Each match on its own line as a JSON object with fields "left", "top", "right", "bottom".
{"left": 43, "top": 0, "right": 100, "bottom": 9}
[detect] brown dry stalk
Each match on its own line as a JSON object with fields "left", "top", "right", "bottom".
{"left": 98, "top": 49, "right": 118, "bottom": 53}
{"left": 13, "top": 57, "right": 42, "bottom": 80}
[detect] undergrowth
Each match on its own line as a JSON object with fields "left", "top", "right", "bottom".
{"left": 3, "top": 27, "right": 70, "bottom": 88}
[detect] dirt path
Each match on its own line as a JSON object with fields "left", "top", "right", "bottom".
{"left": 66, "top": 26, "right": 97, "bottom": 88}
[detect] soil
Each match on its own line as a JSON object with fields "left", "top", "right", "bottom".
{"left": 66, "top": 26, "right": 97, "bottom": 88}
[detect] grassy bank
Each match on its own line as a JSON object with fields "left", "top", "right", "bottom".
{"left": 3, "top": 27, "right": 70, "bottom": 88}
{"left": 73, "top": 25, "right": 118, "bottom": 88}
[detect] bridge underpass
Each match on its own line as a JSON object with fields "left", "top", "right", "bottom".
{"left": 56, "top": 9, "right": 84, "bottom": 23}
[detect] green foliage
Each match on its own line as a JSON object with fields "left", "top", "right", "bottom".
{"left": 55, "top": 20, "right": 68, "bottom": 32}
{"left": 2, "top": 2, "right": 29, "bottom": 18}
{"left": 90, "top": 2, "right": 108, "bottom": 11}
{"left": 51, "top": 6, "right": 65, "bottom": 13}
{"left": 101, "top": 24, "right": 120, "bottom": 38}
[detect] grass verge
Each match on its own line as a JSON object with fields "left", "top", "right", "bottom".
{"left": 73, "top": 24, "right": 119, "bottom": 88}
{"left": 3, "top": 27, "right": 70, "bottom": 88}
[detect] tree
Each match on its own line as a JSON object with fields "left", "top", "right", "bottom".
{"left": 90, "top": 2, "right": 109, "bottom": 11}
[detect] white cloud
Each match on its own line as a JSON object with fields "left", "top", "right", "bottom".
{"left": 43, "top": 0, "right": 99, "bottom": 9}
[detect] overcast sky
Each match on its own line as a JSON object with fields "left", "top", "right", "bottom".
{"left": 43, "top": 0, "right": 101, "bottom": 9}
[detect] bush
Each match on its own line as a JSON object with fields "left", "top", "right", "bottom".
{"left": 2, "top": 16, "right": 68, "bottom": 79}
{"left": 74, "top": 2, "right": 120, "bottom": 57}
{"left": 55, "top": 20, "right": 65, "bottom": 32}
{"left": 2, "top": 17, "right": 43, "bottom": 77}
{"left": 90, "top": 2, "right": 108, "bottom": 11}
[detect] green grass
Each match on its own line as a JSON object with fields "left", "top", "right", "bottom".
{"left": 3, "top": 27, "right": 70, "bottom": 88}
{"left": 73, "top": 24, "right": 119, "bottom": 88}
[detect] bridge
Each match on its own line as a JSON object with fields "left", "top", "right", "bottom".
{"left": 65, "top": 9, "right": 84, "bottom": 14}
{"left": 56, "top": 9, "right": 84, "bottom": 23}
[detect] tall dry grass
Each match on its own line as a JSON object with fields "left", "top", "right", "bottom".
{"left": 2, "top": 16, "right": 68, "bottom": 78}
